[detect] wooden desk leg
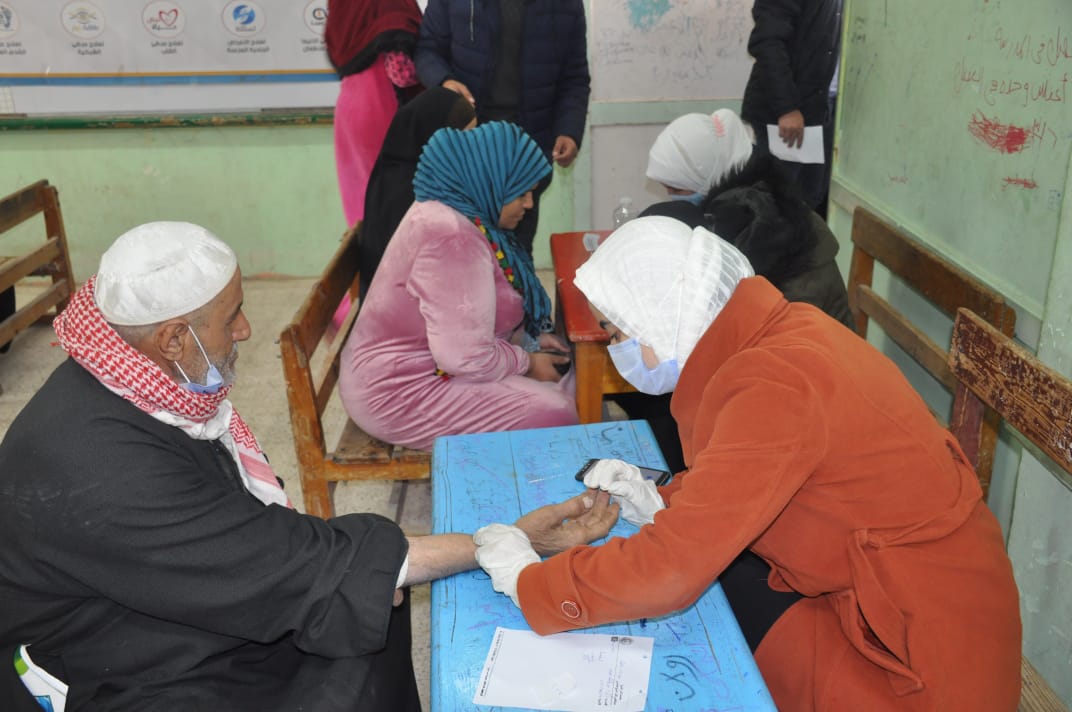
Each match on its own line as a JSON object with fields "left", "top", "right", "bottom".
{"left": 574, "top": 342, "right": 605, "bottom": 424}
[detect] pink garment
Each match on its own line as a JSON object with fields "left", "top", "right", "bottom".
{"left": 339, "top": 201, "right": 578, "bottom": 450}
{"left": 333, "top": 58, "right": 397, "bottom": 227}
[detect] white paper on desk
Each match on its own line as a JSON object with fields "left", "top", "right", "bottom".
{"left": 766, "top": 124, "right": 825, "bottom": 164}
{"left": 473, "top": 627, "right": 653, "bottom": 711}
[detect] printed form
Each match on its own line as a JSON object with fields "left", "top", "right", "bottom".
{"left": 473, "top": 627, "right": 654, "bottom": 711}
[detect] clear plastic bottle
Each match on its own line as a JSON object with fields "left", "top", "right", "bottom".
{"left": 611, "top": 196, "right": 634, "bottom": 228}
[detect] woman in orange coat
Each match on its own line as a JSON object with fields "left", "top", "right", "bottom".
{"left": 472, "top": 216, "right": 1022, "bottom": 711}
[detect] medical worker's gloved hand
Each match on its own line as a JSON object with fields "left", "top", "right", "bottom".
{"left": 582, "top": 458, "right": 666, "bottom": 526}
{"left": 474, "top": 524, "right": 541, "bottom": 607}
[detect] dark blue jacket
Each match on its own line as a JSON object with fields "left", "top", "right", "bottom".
{"left": 415, "top": 0, "right": 590, "bottom": 156}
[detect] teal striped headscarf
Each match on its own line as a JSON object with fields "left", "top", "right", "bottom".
{"left": 413, "top": 121, "right": 553, "bottom": 337}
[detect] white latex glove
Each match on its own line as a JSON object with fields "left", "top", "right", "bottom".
{"left": 474, "top": 523, "right": 541, "bottom": 607}
{"left": 582, "top": 458, "right": 666, "bottom": 527}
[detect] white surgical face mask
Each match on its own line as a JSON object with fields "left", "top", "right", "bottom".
{"left": 607, "top": 338, "right": 680, "bottom": 395}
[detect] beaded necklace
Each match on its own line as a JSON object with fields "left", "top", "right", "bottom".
{"left": 472, "top": 216, "right": 519, "bottom": 292}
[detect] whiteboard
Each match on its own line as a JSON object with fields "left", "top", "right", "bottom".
{"left": 590, "top": 123, "right": 669, "bottom": 228}
{"left": 0, "top": 0, "right": 340, "bottom": 116}
{"left": 589, "top": 0, "right": 753, "bottom": 102}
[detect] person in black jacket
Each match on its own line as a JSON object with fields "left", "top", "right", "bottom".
{"left": 741, "top": 0, "right": 843, "bottom": 213}
{"left": 415, "top": 0, "right": 591, "bottom": 255}
{"left": 359, "top": 86, "right": 477, "bottom": 299}
{"left": 0, "top": 222, "right": 617, "bottom": 711}
{"left": 634, "top": 108, "right": 853, "bottom": 471}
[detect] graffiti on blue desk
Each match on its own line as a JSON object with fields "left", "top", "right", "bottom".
{"left": 660, "top": 653, "right": 701, "bottom": 701}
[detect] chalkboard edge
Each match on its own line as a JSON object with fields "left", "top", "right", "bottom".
{"left": 0, "top": 111, "right": 335, "bottom": 131}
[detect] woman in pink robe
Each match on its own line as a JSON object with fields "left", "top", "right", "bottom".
{"left": 338, "top": 122, "right": 578, "bottom": 450}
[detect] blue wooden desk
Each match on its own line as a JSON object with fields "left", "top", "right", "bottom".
{"left": 430, "top": 421, "right": 776, "bottom": 712}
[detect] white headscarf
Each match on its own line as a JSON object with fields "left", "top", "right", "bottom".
{"left": 645, "top": 108, "right": 754, "bottom": 194}
{"left": 574, "top": 216, "right": 754, "bottom": 367}
{"left": 94, "top": 221, "right": 238, "bottom": 325}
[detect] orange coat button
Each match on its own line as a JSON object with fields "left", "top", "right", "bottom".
{"left": 560, "top": 600, "right": 581, "bottom": 619}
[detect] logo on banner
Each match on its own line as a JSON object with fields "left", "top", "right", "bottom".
{"left": 0, "top": 4, "right": 19, "bottom": 39}
{"left": 222, "top": 1, "right": 264, "bottom": 36}
{"left": 143, "top": 1, "right": 185, "bottom": 38}
{"left": 304, "top": 1, "right": 327, "bottom": 35}
{"left": 61, "top": 1, "right": 105, "bottom": 39}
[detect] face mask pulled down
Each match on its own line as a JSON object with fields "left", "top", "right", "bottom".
{"left": 174, "top": 326, "right": 225, "bottom": 395}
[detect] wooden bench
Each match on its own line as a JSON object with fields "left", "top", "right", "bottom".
{"left": 847, "top": 207, "right": 1016, "bottom": 499}
{"left": 948, "top": 308, "right": 1070, "bottom": 712}
{"left": 279, "top": 226, "right": 430, "bottom": 519}
{"left": 0, "top": 180, "right": 76, "bottom": 350}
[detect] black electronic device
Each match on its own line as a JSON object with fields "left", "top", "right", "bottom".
{"left": 573, "top": 458, "right": 672, "bottom": 487}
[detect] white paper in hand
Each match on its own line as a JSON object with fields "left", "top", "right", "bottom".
{"left": 473, "top": 627, "right": 653, "bottom": 711}
{"left": 766, "top": 124, "right": 825, "bottom": 164}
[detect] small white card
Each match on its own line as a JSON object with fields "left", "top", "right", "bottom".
{"left": 582, "top": 232, "right": 601, "bottom": 252}
{"left": 766, "top": 124, "right": 825, "bottom": 164}
{"left": 473, "top": 627, "right": 654, "bottom": 711}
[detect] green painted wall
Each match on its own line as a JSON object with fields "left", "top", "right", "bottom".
{"left": 0, "top": 122, "right": 576, "bottom": 280}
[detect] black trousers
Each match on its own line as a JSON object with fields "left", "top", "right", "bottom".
{"left": 752, "top": 119, "right": 826, "bottom": 212}
{"left": 719, "top": 551, "right": 804, "bottom": 653}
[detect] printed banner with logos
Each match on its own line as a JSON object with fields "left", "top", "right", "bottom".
{"left": 0, "top": 1, "right": 332, "bottom": 80}
{"left": 0, "top": 1, "right": 342, "bottom": 116}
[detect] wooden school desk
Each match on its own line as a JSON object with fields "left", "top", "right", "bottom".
{"left": 430, "top": 421, "right": 776, "bottom": 711}
{"left": 550, "top": 231, "right": 634, "bottom": 424}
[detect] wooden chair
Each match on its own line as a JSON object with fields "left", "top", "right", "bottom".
{"left": 948, "top": 308, "right": 1070, "bottom": 712}
{"left": 0, "top": 180, "right": 76, "bottom": 349}
{"left": 847, "top": 207, "right": 1016, "bottom": 499}
{"left": 279, "top": 226, "right": 429, "bottom": 519}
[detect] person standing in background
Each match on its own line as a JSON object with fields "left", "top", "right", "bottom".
{"left": 358, "top": 86, "right": 477, "bottom": 300}
{"left": 414, "top": 0, "right": 590, "bottom": 256}
{"left": 326, "top": 0, "right": 423, "bottom": 228}
{"left": 741, "top": 0, "right": 843, "bottom": 214}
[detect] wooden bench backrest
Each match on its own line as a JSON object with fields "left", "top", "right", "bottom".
{"left": 279, "top": 227, "right": 362, "bottom": 517}
{"left": 0, "top": 180, "right": 76, "bottom": 346}
{"left": 949, "top": 308, "right": 1072, "bottom": 483}
{"left": 848, "top": 207, "right": 1016, "bottom": 497}
{"left": 279, "top": 226, "right": 430, "bottom": 518}
{"left": 948, "top": 308, "right": 1071, "bottom": 712}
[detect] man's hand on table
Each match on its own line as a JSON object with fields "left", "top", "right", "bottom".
{"left": 514, "top": 490, "right": 619, "bottom": 556}
{"left": 475, "top": 492, "right": 618, "bottom": 606}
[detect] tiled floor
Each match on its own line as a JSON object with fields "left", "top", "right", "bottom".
{"left": 0, "top": 271, "right": 568, "bottom": 709}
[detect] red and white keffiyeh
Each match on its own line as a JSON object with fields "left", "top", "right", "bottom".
{"left": 54, "top": 278, "right": 292, "bottom": 509}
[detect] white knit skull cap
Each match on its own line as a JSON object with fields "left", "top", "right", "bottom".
{"left": 94, "top": 221, "right": 238, "bottom": 326}
{"left": 574, "top": 216, "right": 754, "bottom": 366}
{"left": 645, "top": 108, "right": 754, "bottom": 194}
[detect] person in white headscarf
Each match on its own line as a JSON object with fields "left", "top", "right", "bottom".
{"left": 641, "top": 108, "right": 850, "bottom": 327}
{"left": 0, "top": 221, "right": 617, "bottom": 711}
{"left": 646, "top": 108, "right": 754, "bottom": 202}
{"left": 472, "top": 216, "right": 1021, "bottom": 712}
{"left": 631, "top": 108, "right": 853, "bottom": 472}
